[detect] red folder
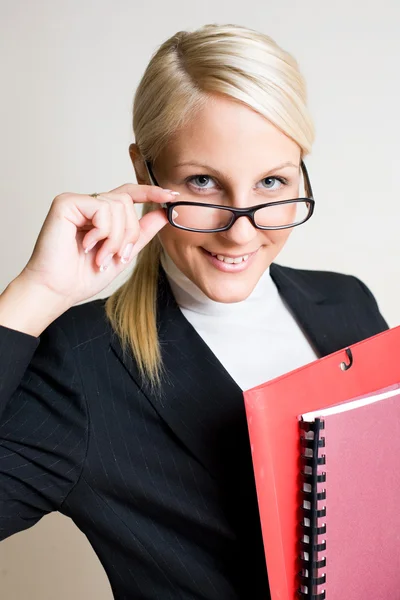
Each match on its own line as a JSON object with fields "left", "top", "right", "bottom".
{"left": 243, "top": 325, "right": 400, "bottom": 600}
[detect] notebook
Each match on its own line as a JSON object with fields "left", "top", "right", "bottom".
{"left": 243, "top": 325, "right": 400, "bottom": 600}
{"left": 298, "top": 384, "right": 400, "bottom": 599}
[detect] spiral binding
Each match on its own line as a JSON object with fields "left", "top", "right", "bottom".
{"left": 297, "top": 418, "right": 327, "bottom": 600}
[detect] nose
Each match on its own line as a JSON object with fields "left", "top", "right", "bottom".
{"left": 219, "top": 213, "right": 258, "bottom": 246}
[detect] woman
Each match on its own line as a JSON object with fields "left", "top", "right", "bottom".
{"left": 0, "top": 23, "right": 388, "bottom": 599}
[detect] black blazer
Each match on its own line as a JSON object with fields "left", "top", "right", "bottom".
{"left": 0, "top": 263, "right": 389, "bottom": 599}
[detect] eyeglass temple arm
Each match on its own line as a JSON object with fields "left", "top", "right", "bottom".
{"left": 301, "top": 160, "right": 313, "bottom": 199}
{"left": 146, "top": 159, "right": 313, "bottom": 200}
{"left": 144, "top": 161, "right": 159, "bottom": 186}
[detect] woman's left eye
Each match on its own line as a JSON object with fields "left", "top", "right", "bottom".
{"left": 257, "top": 176, "right": 287, "bottom": 191}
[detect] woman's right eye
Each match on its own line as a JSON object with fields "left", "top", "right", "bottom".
{"left": 187, "top": 175, "right": 216, "bottom": 190}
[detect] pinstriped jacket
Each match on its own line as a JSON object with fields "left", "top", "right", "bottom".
{"left": 0, "top": 262, "right": 389, "bottom": 599}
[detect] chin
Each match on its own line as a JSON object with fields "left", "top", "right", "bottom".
{"left": 200, "top": 278, "right": 258, "bottom": 304}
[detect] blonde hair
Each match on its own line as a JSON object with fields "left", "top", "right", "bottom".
{"left": 105, "top": 23, "right": 315, "bottom": 388}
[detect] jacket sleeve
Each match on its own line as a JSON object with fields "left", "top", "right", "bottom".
{"left": 0, "top": 322, "right": 88, "bottom": 541}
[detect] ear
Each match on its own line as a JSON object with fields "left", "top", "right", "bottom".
{"left": 129, "top": 143, "right": 149, "bottom": 185}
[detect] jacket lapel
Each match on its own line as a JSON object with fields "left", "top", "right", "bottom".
{"left": 270, "top": 263, "right": 355, "bottom": 357}
{"left": 269, "top": 263, "right": 387, "bottom": 356}
{"left": 109, "top": 262, "right": 372, "bottom": 482}
{"left": 110, "top": 268, "right": 244, "bottom": 480}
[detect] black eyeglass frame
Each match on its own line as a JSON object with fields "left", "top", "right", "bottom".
{"left": 144, "top": 160, "right": 315, "bottom": 233}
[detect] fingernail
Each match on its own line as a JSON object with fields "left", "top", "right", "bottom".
{"left": 99, "top": 253, "right": 114, "bottom": 272}
{"left": 120, "top": 243, "right": 134, "bottom": 264}
{"left": 163, "top": 189, "right": 180, "bottom": 196}
{"left": 84, "top": 241, "right": 97, "bottom": 254}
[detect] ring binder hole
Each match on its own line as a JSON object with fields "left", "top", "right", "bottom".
{"left": 303, "top": 483, "right": 312, "bottom": 492}
{"left": 304, "top": 447, "right": 313, "bottom": 457}
{"left": 303, "top": 500, "right": 311, "bottom": 510}
{"left": 304, "top": 465, "right": 312, "bottom": 475}
{"left": 303, "top": 534, "right": 310, "bottom": 543}
{"left": 339, "top": 347, "right": 353, "bottom": 370}
{"left": 303, "top": 517, "right": 310, "bottom": 527}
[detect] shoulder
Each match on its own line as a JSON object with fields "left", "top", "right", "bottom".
{"left": 271, "top": 263, "right": 388, "bottom": 334}
{"left": 272, "top": 262, "right": 380, "bottom": 303}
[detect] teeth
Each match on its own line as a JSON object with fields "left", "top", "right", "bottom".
{"left": 210, "top": 253, "right": 249, "bottom": 264}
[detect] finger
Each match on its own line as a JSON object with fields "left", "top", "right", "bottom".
{"left": 81, "top": 201, "right": 112, "bottom": 253}
{"left": 91, "top": 208, "right": 168, "bottom": 274}
{"left": 128, "top": 209, "right": 169, "bottom": 257}
{"left": 112, "top": 194, "right": 141, "bottom": 263}
{"left": 83, "top": 192, "right": 141, "bottom": 263}
{"left": 103, "top": 184, "right": 180, "bottom": 204}
{"left": 93, "top": 199, "right": 127, "bottom": 269}
{"left": 80, "top": 194, "right": 130, "bottom": 255}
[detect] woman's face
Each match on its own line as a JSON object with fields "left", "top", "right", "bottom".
{"left": 131, "top": 94, "right": 302, "bottom": 303}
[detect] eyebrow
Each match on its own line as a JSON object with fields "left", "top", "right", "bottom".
{"left": 172, "top": 161, "right": 300, "bottom": 179}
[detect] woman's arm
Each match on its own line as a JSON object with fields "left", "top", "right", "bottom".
{"left": 0, "top": 302, "right": 88, "bottom": 541}
{"left": 0, "top": 179, "right": 171, "bottom": 540}
{"left": 0, "top": 276, "right": 71, "bottom": 407}
{"left": 0, "top": 275, "right": 71, "bottom": 338}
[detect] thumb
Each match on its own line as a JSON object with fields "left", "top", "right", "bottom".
{"left": 132, "top": 209, "right": 169, "bottom": 255}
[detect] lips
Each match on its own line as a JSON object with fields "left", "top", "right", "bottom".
{"left": 201, "top": 247, "right": 259, "bottom": 273}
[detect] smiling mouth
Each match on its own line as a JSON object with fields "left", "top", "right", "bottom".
{"left": 202, "top": 248, "right": 259, "bottom": 264}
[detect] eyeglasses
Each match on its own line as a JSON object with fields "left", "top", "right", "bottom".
{"left": 144, "top": 160, "right": 315, "bottom": 233}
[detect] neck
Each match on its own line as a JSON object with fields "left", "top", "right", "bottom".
{"left": 160, "top": 250, "right": 277, "bottom": 316}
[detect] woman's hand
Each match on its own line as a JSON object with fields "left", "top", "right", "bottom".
{"left": 0, "top": 184, "right": 177, "bottom": 335}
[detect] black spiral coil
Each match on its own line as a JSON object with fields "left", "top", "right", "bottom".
{"left": 297, "top": 418, "right": 327, "bottom": 600}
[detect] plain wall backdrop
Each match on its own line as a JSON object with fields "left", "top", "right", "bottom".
{"left": 1, "top": 1, "right": 399, "bottom": 598}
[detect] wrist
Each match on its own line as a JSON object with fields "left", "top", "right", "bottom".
{"left": 0, "top": 276, "right": 71, "bottom": 337}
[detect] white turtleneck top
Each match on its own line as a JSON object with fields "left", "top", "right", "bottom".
{"left": 160, "top": 251, "right": 319, "bottom": 391}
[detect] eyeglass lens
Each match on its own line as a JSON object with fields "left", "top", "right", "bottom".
{"left": 171, "top": 200, "right": 311, "bottom": 231}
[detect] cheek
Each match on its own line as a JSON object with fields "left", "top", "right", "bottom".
{"left": 158, "top": 226, "right": 208, "bottom": 258}
{"left": 263, "top": 228, "right": 292, "bottom": 248}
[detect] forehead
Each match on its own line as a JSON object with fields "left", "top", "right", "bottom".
{"left": 159, "top": 94, "right": 300, "bottom": 170}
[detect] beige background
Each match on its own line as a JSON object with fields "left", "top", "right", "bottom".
{"left": 1, "top": 0, "right": 399, "bottom": 598}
